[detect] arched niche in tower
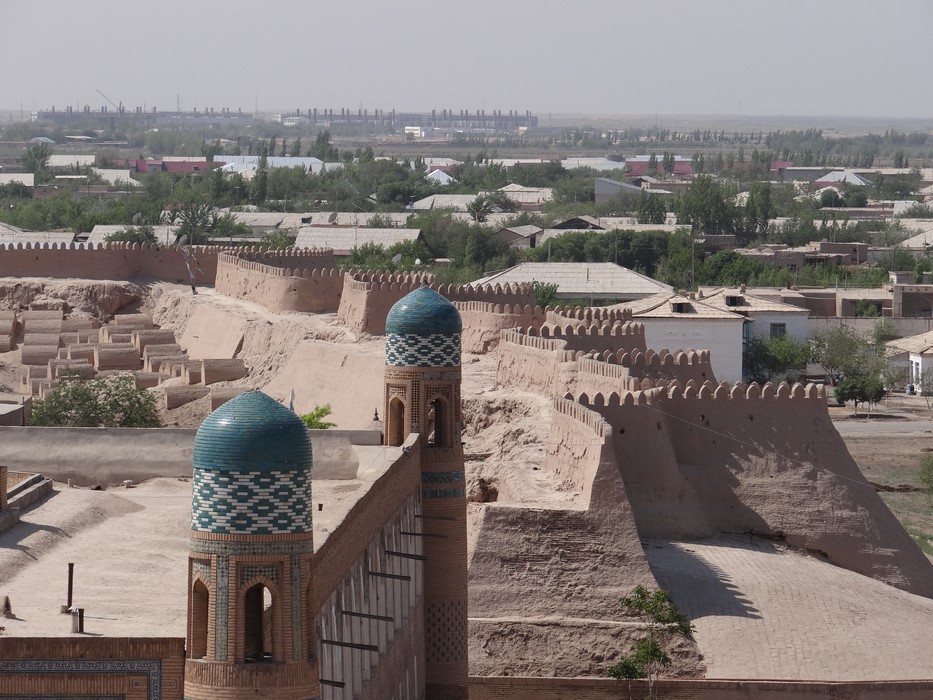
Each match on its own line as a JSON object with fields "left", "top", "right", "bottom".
{"left": 244, "top": 583, "right": 275, "bottom": 663}
{"left": 191, "top": 579, "right": 209, "bottom": 660}
{"left": 388, "top": 397, "right": 405, "bottom": 447}
{"left": 429, "top": 396, "right": 451, "bottom": 448}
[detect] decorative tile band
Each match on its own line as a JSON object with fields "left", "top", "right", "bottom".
{"left": 191, "top": 560, "right": 211, "bottom": 586}
{"left": 189, "top": 538, "right": 314, "bottom": 557}
{"left": 215, "top": 558, "right": 229, "bottom": 661}
{"left": 421, "top": 471, "right": 465, "bottom": 484}
{"left": 291, "top": 554, "right": 303, "bottom": 661}
{"left": 239, "top": 564, "right": 279, "bottom": 586}
{"left": 0, "top": 659, "right": 161, "bottom": 700}
{"left": 422, "top": 488, "right": 466, "bottom": 500}
{"left": 386, "top": 332, "right": 460, "bottom": 367}
{"left": 192, "top": 468, "right": 311, "bottom": 535}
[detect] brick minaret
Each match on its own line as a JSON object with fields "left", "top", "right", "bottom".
{"left": 384, "top": 286, "right": 469, "bottom": 699}
{"left": 184, "top": 391, "right": 318, "bottom": 700}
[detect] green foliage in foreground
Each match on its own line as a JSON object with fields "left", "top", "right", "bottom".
{"left": 300, "top": 404, "right": 335, "bottom": 430}
{"left": 609, "top": 585, "right": 693, "bottom": 696}
{"left": 30, "top": 375, "right": 162, "bottom": 428}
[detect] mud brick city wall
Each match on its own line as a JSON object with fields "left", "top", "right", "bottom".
{"left": 0, "top": 637, "right": 185, "bottom": 700}
{"left": 214, "top": 250, "right": 342, "bottom": 313}
{"left": 469, "top": 677, "right": 933, "bottom": 700}
{"left": 0, "top": 242, "right": 232, "bottom": 284}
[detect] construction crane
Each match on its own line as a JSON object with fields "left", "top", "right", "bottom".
{"left": 96, "top": 89, "right": 123, "bottom": 113}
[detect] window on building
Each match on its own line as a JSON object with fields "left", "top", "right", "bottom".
{"left": 770, "top": 323, "right": 787, "bottom": 338}
{"left": 428, "top": 397, "right": 449, "bottom": 448}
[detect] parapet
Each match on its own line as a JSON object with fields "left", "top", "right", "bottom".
{"left": 563, "top": 380, "right": 828, "bottom": 408}
{"left": 545, "top": 306, "right": 633, "bottom": 326}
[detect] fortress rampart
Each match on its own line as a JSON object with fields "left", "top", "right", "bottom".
{"left": 214, "top": 250, "right": 342, "bottom": 313}
{"left": 455, "top": 301, "right": 544, "bottom": 353}
{"left": 496, "top": 327, "right": 715, "bottom": 397}
{"left": 562, "top": 381, "right": 933, "bottom": 598}
{"left": 544, "top": 305, "right": 633, "bottom": 327}
{"left": 539, "top": 319, "right": 646, "bottom": 355}
{"left": 0, "top": 241, "right": 235, "bottom": 284}
{"left": 338, "top": 273, "right": 537, "bottom": 336}
{"left": 545, "top": 397, "right": 612, "bottom": 500}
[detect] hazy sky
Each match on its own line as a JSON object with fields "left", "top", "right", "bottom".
{"left": 3, "top": 1, "right": 932, "bottom": 118}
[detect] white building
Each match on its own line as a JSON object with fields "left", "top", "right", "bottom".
{"left": 625, "top": 292, "right": 746, "bottom": 384}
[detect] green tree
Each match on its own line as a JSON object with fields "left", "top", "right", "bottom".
{"left": 104, "top": 225, "right": 158, "bottom": 246}
{"left": 677, "top": 175, "right": 736, "bottom": 235}
{"left": 743, "top": 334, "right": 810, "bottom": 384}
{"left": 809, "top": 326, "right": 863, "bottom": 385}
{"left": 30, "top": 375, "right": 162, "bottom": 428}
{"left": 532, "top": 281, "right": 559, "bottom": 308}
{"left": 252, "top": 144, "right": 269, "bottom": 204}
{"left": 636, "top": 193, "right": 666, "bottom": 225}
{"left": 300, "top": 404, "right": 335, "bottom": 429}
{"left": 21, "top": 141, "right": 54, "bottom": 183}
{"left": 608, "top": 586, "right": 694, "bottom": 699}
{"left": 835, "top": 375, "right": 886, "bottom": 416}
{"left": 466, "top": 194, "right": 495, "bottom": 223}
{"left": 260, "top": 230, "right": 297, "bottom": 249}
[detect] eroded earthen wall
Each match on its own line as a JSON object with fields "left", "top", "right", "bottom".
{"left": 581, "top": 382, "right": 933, "bottom": 597}
{"left": 214, "top": 252, "right": 343, "bottom": 313}
{"left": 468, "top": 398, "right": 682, "bottom": 678}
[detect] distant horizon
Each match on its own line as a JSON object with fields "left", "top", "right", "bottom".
{"left": 3, "top": 0, "right": 931, "bottom": 121}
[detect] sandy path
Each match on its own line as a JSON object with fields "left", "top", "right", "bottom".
{"left": 648, "top": 535, "right": 933, "bottom": 680}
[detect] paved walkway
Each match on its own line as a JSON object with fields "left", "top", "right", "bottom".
{"left": 646, "top": 536, "right": 933, "bottom": 680}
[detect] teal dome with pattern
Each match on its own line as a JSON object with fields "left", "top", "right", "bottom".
{"left": 386, "top": 286, "right": 462, "bottom": 367}
{"left": 191, "top": 391, "right": 312, "bottom": 535}
{"left": 193, "top": 390, "right": 311, "bottom": 473}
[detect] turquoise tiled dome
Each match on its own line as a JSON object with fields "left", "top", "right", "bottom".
{"left": 192, "top": 390, "right": 311, "bottom": 473}
{"left": 386, "top": 286, "right": 461, "bottom": 337}
{"left": 385, "top": 286, "right": 462, "bottom": 367}
{"left": 191, "top": 391, "right": 312, "bottom": 535}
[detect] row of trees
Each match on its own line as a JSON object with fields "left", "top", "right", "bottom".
{"left": 747, "top": 322, "right": 899, "bottom": 415}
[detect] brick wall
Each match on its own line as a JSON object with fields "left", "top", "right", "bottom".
{"left": 469, "top": 676, "right": 933, "bottom": 699}
{"left": 0, "top": 465, "right": 6, "bottom": 510}
{"left": 0, "top": 637, "right": 185, "bottom": 700}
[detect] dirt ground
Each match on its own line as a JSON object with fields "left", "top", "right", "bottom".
{"left": 831, "top": 393, "right": 933, "bottom": 557}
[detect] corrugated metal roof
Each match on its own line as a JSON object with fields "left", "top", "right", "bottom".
{"left": 814, "top": 170, "right": 872, "bottom": 186}
{"left": 295, "top": 226, "right": 422, "bottom": 254}
{"left": 0, "top": 230, "right": 76, "bottom": 247}
{"left": 887, "top": 330, "right": 933, "bottom": 355}
{"left": 899, "top": 221, "right": 933, "bottom": 249}
{"left": 626, "top": 292, "right": 744, "bottom": 319}
{"left": 225, "top": 212, "right": 306, "bottom": 229}
{"left": 472, "top": 262, "right": 672, "bottom": 299}
{"left": 91, "top": 168, "right": 139, "bottom": 186}
{"left": 410, "top": 194, "right": 479, "bottom": 211}
{"left": 0, "top": 173, "right": 34, "bottom": 187}
{"left": 48, "top": 154, "right": 96, "bottom": 168}
{"left": 699, "top": 288, "right": 810, "bottom": 314}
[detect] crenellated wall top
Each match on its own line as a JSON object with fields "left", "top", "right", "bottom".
{"left": 551, "top": 396, "right": 613, "bottom": 438}
{"left": 564, "top": 380, "right": 828, "bottom": 408}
